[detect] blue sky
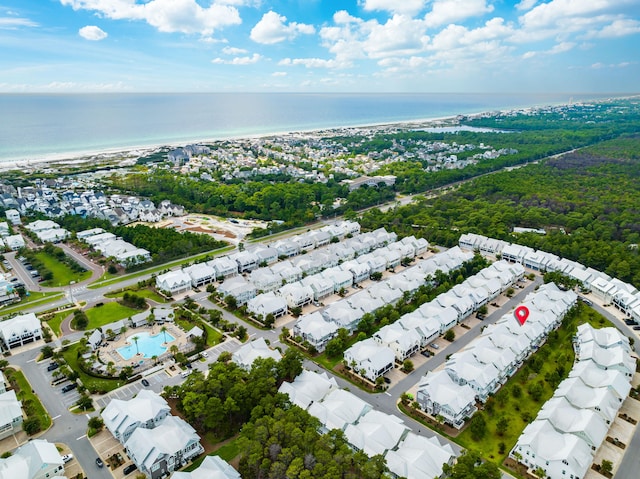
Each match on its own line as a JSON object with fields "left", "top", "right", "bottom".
{"left": 1, "top": 0, "right": 639, "bottom": 93}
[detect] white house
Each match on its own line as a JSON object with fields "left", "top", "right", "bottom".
{"left": 307, "top": 389, "right": 372, "bottom": 433}
{"left": 0, "top": 439, "right": 64, "bottom": 479}
{"left": 322, "top": 302, "right": 362, "bottom": 333}
{"left": 0, "top": 389, "right": 23, "bottom": 440}
{"left": 230, "top": 250, "right": 260, "bottom": 273}
{"left": 445, "top": 350, "right": 501, "bottom": 402}
{"left": 183, "top": 263, "right": 216, "bottom": 288}
{"left": 279, "top": 283, "right": 314, "bottom": 309}
{"left": 247, "top": 292, "right": 288, "bottom": 320}
{"left": 373, "top": 323, "right": 421, "bottom": 362}
{"left": 0, "top": 312, "right": 42, "bottom": 350}
{"left": 278, "top": 369, "right": 338, "bottom": 410}
{"left": 232, "top": 337, "right": 282, "bottom": 370}
{"left": 208, "top": 257, "right": 238, "bottom": 279}
{"left": 125, "top": 415, "right": 204, "bottom": 479}
{"left": 416, "top": 370, "right": 477, "bottom": 429}
{"left": 217, "top": 276, "right": 257, "bottom": 306}
{"left": 4, "top": 234, "right": 25, "bottom": 250}
{"left": 292, "top": 312, "right": 339, "bottom": 352}
{"left": 385, "top": 433, "right": 456, "bottom": 479}
{"left": 4, "top": 209, "right": 21, "bottom": 226}
{"left": 171, "top": 455, "right": 240, "bottom": 479}
{"left": 249, "top": 268, "right": 280, "bottom": 293}
{"left": 536, "top": 396, "right": 608, "bottom": 448}
{"left": 343, "top": 338, "right": 394, "bottom": 381}
{"left": 344, "top": 410, "right": 410, "bottom": 457}
{"left": 156, "top": 270, "right": 192, "bottom": 295}
{"left": 102, "top": 389, "right": 171, "bottom": 443}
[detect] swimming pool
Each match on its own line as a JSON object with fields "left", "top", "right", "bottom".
{"left": 116, "top": 331, "right": 176, "bottom": 360}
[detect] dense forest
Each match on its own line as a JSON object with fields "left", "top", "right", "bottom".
{"left": 359, "top": 134, "right": 640, "bottom": 288}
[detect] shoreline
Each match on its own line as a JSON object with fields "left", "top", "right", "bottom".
{"left": 0, "top": 113, "right": 466, "bottom": 173}
{"left": 0, "top": 93, "right": 629, "bottom": 173}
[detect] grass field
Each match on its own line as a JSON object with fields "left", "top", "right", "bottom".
{"left": 85, "top": 302, "right": 144, "bottom": 330}
{"left": 46, "top": 309, "right": 77, "bottom": 336}
{"left": 104, "top": 287, "right": 167, "bottom": 303}
{"left": 455, "top": 303, "right": 613, "bottom": 465}
{"left": 36, "top": 251, "right": 91, "bottom": 286}
{"left": 61, "top": 343, "right": 121, "bottom": 394}
{"left": 4, "top": 367, "right": 51, "bottom": 432}
{"left": 183, "top": 437, "right": 241, "bottom": 472}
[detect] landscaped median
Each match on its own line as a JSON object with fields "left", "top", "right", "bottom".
{"left": 2, "top": 366, "right": 51, "bottom": 435}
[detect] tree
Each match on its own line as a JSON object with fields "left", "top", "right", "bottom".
{"left": 469, "top": 413, "right": 487, "bottom": 441}
{"left": 496, "top": 416, "right": 509, "bottom": 436}
{"left": 88, "top": 416, "right": 104, "bottom": 432}
{"left": 160, "top": 325, "right": 168, "bottom": 344}
{"left": 600, "top": 459, "right": 613, "bottom": 476}
{"left": 370, "top": 271, "right": 383, "bottom": 281}
{"left": 402, "top": 359, "right": 414, "bottom": 373}
{"left": 40, "top": 345, "right": 54, "bottom": 359}
{"left": 76, "top": 394, "right": 93, "bottom": 411}
{"left": 444, "top": 329, "right": 456, "bottom": 342}
{"left": 132, "top": 336, "right": 140, "bottom": 355}
{"left": 225, "top": 295, "right": 237, "bottom": 310}
{"left": 22, "top": 417, "right": 42, "bottom": 435}
{"left": 442, "top": 451, "right": 500, "bottom": 479}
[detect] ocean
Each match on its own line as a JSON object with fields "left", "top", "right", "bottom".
{"left": 0, "top": 92, "right": 614, "bottom": 164}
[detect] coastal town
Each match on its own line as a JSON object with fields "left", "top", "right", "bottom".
{"left": 1, "top": 98, "right": 640, "bottom": 479}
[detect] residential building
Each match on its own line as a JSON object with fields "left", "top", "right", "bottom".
{"left": 155, "top": 270, "right": 192, "bottom": 295}
{"left": 172, "top": 456, "right": 240, "bottom": 479}
{"left": 0, "top": 389, "right": 23, "bottom": 440}
{"left": 343, "top": 338, "right": 394, "bottom": 381}
{"left": 247, "top": 292, "right": 288, "bottom": 319}
{"left": 0, "top": 439, "right": 64, "bottom": 479}
{"left": 307, "top": 389, "right": 372, "bottom": 433}
{"left": 344, "top": 410, "right": 410, "bottom": 457}
{"left": 385, "top": 432, "right": 456, "bottom": 479}
{"left": 102, "top": 389, "right": 171, "bottom": 443}
{"left": 216, "top": 276, "right": 257, "bottom": 306}
{"left": 292, "top": 312, "right": 339, "bottom": 352}
{"left": 0, "top": 312, "right": 42, "bottom": 350}
{"left": 278, "top": 369, "right": 338, "bottom": 410}
{"left": 232, "top": 337, "right": 282, "bottom": 371}
{"left": 416, "top": 370, "right": 477, "bottom": 429}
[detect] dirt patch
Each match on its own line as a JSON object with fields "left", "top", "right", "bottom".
{"left": 185, "top": 226, "right": 236, "bottom": 239}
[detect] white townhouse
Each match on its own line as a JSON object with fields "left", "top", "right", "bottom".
{"left": 346, "top": 290, "right": 385, "bottom": 316}
{"left": 340, "top": 260, "right": 371, "bottom": 285}
{"left": 385, "top": 432, "right": 456, "bottom": 479}
{"left": 321, "top": 267, "right": 353, "bottom": 293}
{"left": 272, "top": 239, "right": 300, "bottom": 258}
{"left": 590, "top": 277, "right": 618, "bottom": 304}
{"left": 293, "top": 311, "right": 339, "bottom": 352}
{"left": 0, "top": 312, "right": 42, "bottom": 350}
{"left": 458, "top": 232, "right": 508, "bottom": 255}
{"left": 397, "top": 313, "right": 440, "bottom": 347}
{"left": 35, "top": 228, "right": 70, "bottom": 243}
{"left": 468, "top": 338, "right": 518, "bottom": 384}
{"left": 569, "top": 360, "right": 631, "bottom": 401}
{"left": 399, "top": 235, "right": 429, "bottom": 257}
{"left": 358, "top": 253, "right": 387, "bottom": 275}
{"left": 373, "top": 323, "right": 421, "bottom": 362}
{"left": 270, "top": 261, "right": 303, "bottom": 284}
{"left": 102, "top": 389, "right": 171, "bottom": 443}
{"left": 292, "top": 254, "right": 324, "bottom": 276}
{"left": 415, "top": 303, "right": 458, "bottom": 333}
{"left": 216, "top": 276, "right": 257, "bottom": 306}
{"left": 307, "top": 230, "right": 331, "bottom": 248}
{"left": 4, "top": 234, "right": 25, "bottom": 250}
{"left": 172, "top": 455, "right": 240, "bottom": 479}
{"left": 307, "top": 388, "right": 372, "bottom": 433}
{"left": 416, "top": 370, "right": 477, "bottom": 429}
{"left": 183, "top": 263, "right": 216, "bottom": 288}
{"left": 328, "top": 242, "right": 355, "bottom": 262}
{"left": 156, "top": 270, "right": 192, "bottom": 295}
{"left": 278, "top": 370, "right": 338, "bottom": 410}
{"left": 511, "top": 420, "right": 593, "bottom": 479}
{"left": 379, "top": 248, "right": 402, "bottom": 270}
{"left": 445, "top": 350, "right": 501, "bottom": 402}
{"left": 232, "top": 337, "right": 282, "bottom": 370}
{"left": 4, "top": 209, "right": 21, "bottom": 226}
{"left": 246, "top": 292, "right": 288, "bottom": 320}
{"left": 344, "top": 410, "right": 410, "bottom": 457}
{"left": 300, "top": 275, "right": 334, "bottom": 301}
{"left": 230, "top": 250, "right": 260, "bottom": 273}
{"left": 251, "top": 246, "right": 279, "bottom": 266}
{"left": 249, "top": 268, "right": 280, "bottom": 293}
{"left": 0, "top": 439, "right": 64, "bottom": 479}
{"left": 278, "top": 283, "right": 313, "bottom": 309}
{"left": 0, "top": 389, "right": 23, "bottom": 440}
{"left": 207, "top": 257, "right": 237, "bottom": 280}
{"left": 368, "top": 281, "right": 403, "bottom": 305}
{"left": 554, "top": 376, "right": 622, "bottom": 425}
{"left": 322, "top": 302, "right": 363, "bottom": 333}
{"left": 343, "top": 338, "right": 395, "bottom": 382}
{"left": 125, "top": 415, "right": 204, "bottom": 479}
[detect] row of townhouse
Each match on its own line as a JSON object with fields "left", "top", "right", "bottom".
{"left": 510, "top": 323, "right": 635, "bottom": 479}
{"left": 0, "top": 312, "right": 42, "bottom": 351}
{"left": 0, "top": 370, "right": 23, "bottom": 440}
{"left": 0, "top": 439, "right": 66, "bottom": 479}
{"left": 416, "top": 283, "right": 577, "bottom": 429}
{"left": 294, "top": 247, "right": 471, "bottom": 360}
{"left": 2, "top": 184, "right": 185, "bottom": 226}
{"left": 24, "top": 219, "right": 70, "bottom": 243}
{"left": 460, "top": 233, "right": 640, "bottom": 321}
{"left": 343, "top": 259, "right": 524, "bottom": 382}
{"left": 102, "top": 390, "right": 204, "bottom": 479}
{"left": 79, "top": 228, "right": 151, "bottom": 267}
{"left": 278, "top": 369, "right": 456, "bottom": 479}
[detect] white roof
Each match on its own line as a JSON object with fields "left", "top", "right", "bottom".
{"left": 102, "top": 389, "right": 170, "bottom": 439}
{"left": 537, "top": 396, "right": 608, "bottom": 447}
{"left": 344, "top": 410, "right": 409, "bottom": 456}
{"left": 294, "top": 312, "right": 339, "bottom": 341}
{"left": 0, "top": 390, "right": 22, "bottom": 427}
{"left": 555, "top": 377, "right": 620, "bottom": 423}
{"left": 171, "top": 456, "right": 240, "bottom": 479}
{"left": 385, "top": 432, "right": 455, "bottom": 479}
{"left": 0, "top": 439, "right": 63, "bottom": 479}
{"left": 417, "top": 370, "right": 476, "bottom": 415}
{"left": 569, "top": 360, "right": 631, "bottom": 399}
{"left": 0, "top": 312, "right": 40, "bottom": 340}
{"left": 278, "top": 369, "right": 338, "bottom": 410}
{"left": 232, "top": 337, "right": 282, "bottom": 369}
{"left": 307, "top": 389, "right": 372, "bottom": 431}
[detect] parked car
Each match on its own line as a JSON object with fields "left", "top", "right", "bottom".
{"left": 123, "top": 463, "right": 138, "bottom": 475}
{"left": 47, "top": 362, "right": 59, "bottom": 372}
{"left": 430, "top": 342, "right": 440, "bottom": 350}
{"left": 633, "top": 326, "right": 640, "bottom": 331}
{"left": 96, "top": 457, "right": 104, "bottom": 468}
{"left": 141, "top": 379, "right": 150, "bottom": 387}
{"left": 62, "top": 454, "right": 73, "bottom": 464}
{"left": 61, "top": 383, "right": 77, "bottom": 393}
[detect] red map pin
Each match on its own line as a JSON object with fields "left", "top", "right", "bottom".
{"left": 514, "top": 306, "right": 529, "bottom": 326}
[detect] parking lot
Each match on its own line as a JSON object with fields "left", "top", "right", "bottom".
{"left": 39, "top": 359, "right": 82, "bottom": 409}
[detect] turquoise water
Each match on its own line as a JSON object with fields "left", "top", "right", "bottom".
{"left": 117, "top": 331, "right": 175, "bottom": 360}
{"left": 0, "top": 92, "right": 613, "bottom": 163}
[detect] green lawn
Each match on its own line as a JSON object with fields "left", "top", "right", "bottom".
{"left": 104, "top": 287, "right": 167, "bottom": 303}
{"left": 61, "top": 343, "right": 122, "bottom": 394}
{"left": 455, "top": 303, "right": 613, "bottom": 464}
{"left": 85, "top": 302, "right": 144, "bottom": 329}
{"left": 46, "top": 309, "right": 77, "bottom": 337}
{"left": 4, "top": 367, "right": 51, "bottom": 432}
{"left": 183, "top": 437, "right": 241, "bottom": 472}
{"left": 35, "top": 251, "right": 92, "bottom": 286}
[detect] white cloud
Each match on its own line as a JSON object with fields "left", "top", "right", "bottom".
{"left": 0, "top": 16, "right": 38, "bottom": 29}
{"left": 60, "top": 0, "right": 241, "bottom": 36}
{"left": 272, "top": 71, "right": 287, "bottom": 76}
{"left": 424, "top": 0, "right": 494, "bottom": 28}
{"left": 548, "top": 41, "right": 574, "bottom": 54}
{"left": 515, "top": 0, "right": 537, "bottom": 11}
{"left": 279, "top": 57, "right": 344, "bottom": 69}
{"left": 592, "top": 61, "right": 632, "bottom": 69}
{"left": 222, "top": 46, "right": 247, "bottom": 55}
{"left": 79, "top": 25, "right": 107, "bottom": 40}
{"left": 250, "top": 11, "right": 315, "bottom": 44}
{"left": 360, "top": 0, "right": 427, "bottom": 16}
{"left": 588, "top": 18, "right": 640, "bottom": 38}
{"left": 363, "top": 15, "right": 430, "bottom": 58}
{"left": 212, "top": 53, "right": 261, "bottom": 64}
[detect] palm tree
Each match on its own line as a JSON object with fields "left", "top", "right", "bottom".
{"left": 160, "top": 326, "right": 168, "bottom": 344}
{"left": 170, "top": 344, "right": 179, "bottom": 358}
{"left": 132, "top": 336, "right": 140, "bottom": 355}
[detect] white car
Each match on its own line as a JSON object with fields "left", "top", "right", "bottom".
{"left": 62, "top": 454, "right": 73, "bottom": 464}
{"left": 201, "top": 351, "right": 208, "bottom": 358}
